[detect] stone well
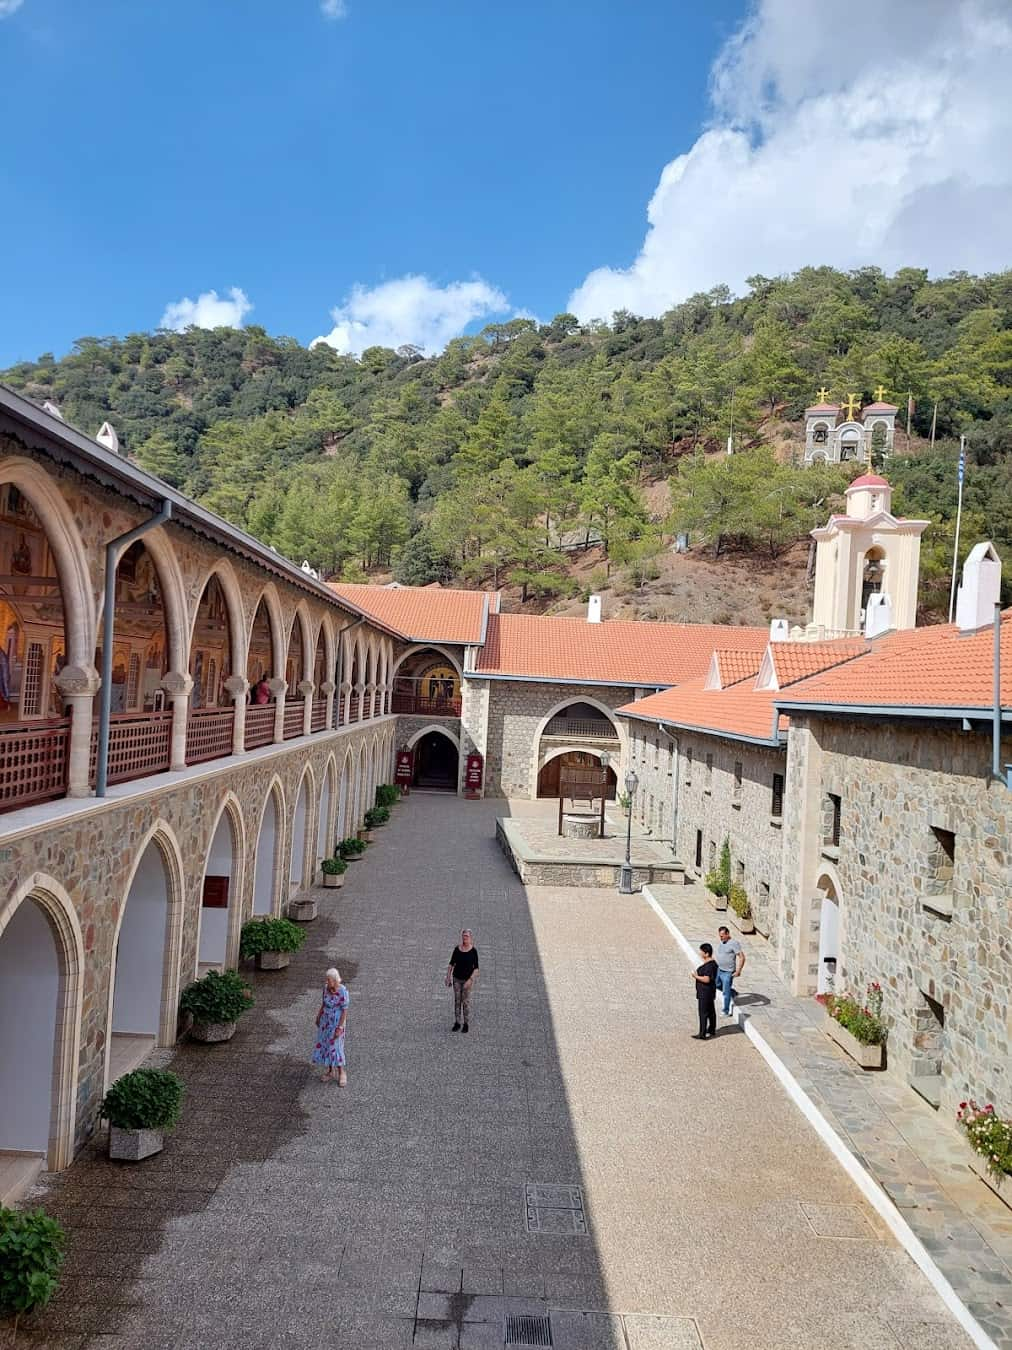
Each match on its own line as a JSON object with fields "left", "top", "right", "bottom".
{"left": 561, "top": 812, "right": 600, "bottom": 840}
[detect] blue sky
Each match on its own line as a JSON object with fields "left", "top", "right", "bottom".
{"left": 1, "top": 0, "right": 1010, "bottom": 367}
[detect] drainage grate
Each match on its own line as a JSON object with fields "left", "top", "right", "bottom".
{"left": 504, "top": 1313, "right": 553, "bottom": 1347}
{"left": 524, "top": 1181, "right": 588, "bottom": 1235}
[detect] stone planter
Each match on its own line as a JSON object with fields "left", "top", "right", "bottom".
{"left": 708, "top": 890, "right": 728, "bottom": 912}
{"left": 729, "top": 909, "right": 755, "bottom": 934}
{"left": 825, "top": 1016, "right": 884, "bottom": 1068}
{"left": 359, "top": 830, "right": 374, "bottom": 843}
{"left": 256, "top": 950, "right": 290, "bottom": 970}
{"left": 322, "top": 872, "right": 344, "bottom": 889}
{"left": 968, "top": 1154, "right": 1012, "bottom": 1211}
{"left": 109, "top": 1126, "right": 164, "bottom": 1162}
{"left": 289, "top": 898, "right": 318, "bottom": 922}
{"left": 189, "top": 1020, "right": 237, "bottom": 1043}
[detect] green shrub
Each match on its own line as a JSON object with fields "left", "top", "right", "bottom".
{"left": 957, "top": 1101, "right": 1012, "bottom": 1181}
{"left": 364, "top": 806, "right": 389, "bottom": 828}
{"left": 0, "top": 1206, "right": 65, "bottom": 1316}
{"left": 706, "top": 837, "right": 732, "bottom": 897}
{"left": 239, "top": 917, "right": 306, "bottom": 960}
{"left": 101, "top": 1068, "right": 184, "bottom": 1132}
{"left": 338, "top": 836, "right": 366, "bottom": 858}
{"left": 728, "top": 884, "right": 751, "bottom": 919}
{"left": 825, "top": 982, "right": 886, "bottom": 1046}
{"left": 179, "top": 969, "right": 253, "bottom": 1024}
{"left": 321, "top": 855, "right": 348, "bottom": 875}
{"left": 375, "top": 784, "right": 399, "bottom": 808}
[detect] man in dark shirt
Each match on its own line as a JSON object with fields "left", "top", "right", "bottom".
{"left": 445, "top": 928, "right": 479, "bottom": 1033}
{"left": 693, "top": 942, "right": 718, "bottom": 1040}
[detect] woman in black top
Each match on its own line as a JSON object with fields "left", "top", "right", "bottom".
{"left": 693, "top": 942, "right": 718, "bottom": 1040}
{"left": 445, "top": 928, "right": 479, "bottom": 1033}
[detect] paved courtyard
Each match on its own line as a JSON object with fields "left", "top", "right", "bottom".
{"left": 8, "top": 795, "right": 968, "bottom": 1349}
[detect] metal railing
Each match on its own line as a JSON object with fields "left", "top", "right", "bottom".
{"left": 186, "top": 707, "right": 234, "bottom": 766}
{"left": 0, "top": 717, "right": 70, "bottom": 812}
{"left": 311, "top": 699, "right": 328, "bottom": 732}
{"left": 348, "top": 691, "right": 360, "bottom": 723}
{"left": 391, "top": 678, "right": 461, "bottom": 717}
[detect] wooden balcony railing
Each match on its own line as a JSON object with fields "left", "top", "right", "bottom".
{"left": 283, "top": 700, "right": 305, "bottom": 740}
{"left": 311, "top": 699, "right": 327, "bottom": 732}
{"left": 391, "top": 678, "right": 461, "bottom": 717}
{"left": 543, "top": 717, "right": 619, "bottom": 740}
{"left": 186, "top": 707, "right": 234, "bottom": 766}
{"left": 348, "top": 692, "right": 360, "bottom": 723}
{"left": 92, "top": 711, "right": 172, "bottom": 786}
{"left": 245, "top": 703, "right": 275, "bottom": 751}
{"left": 0, "top": 717, "right": 70, "bottom": 813}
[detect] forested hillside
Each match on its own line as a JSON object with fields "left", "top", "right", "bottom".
{"left": 4, "top": 265, "right": 1012, "bottom": 618}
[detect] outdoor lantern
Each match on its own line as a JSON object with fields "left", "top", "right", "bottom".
{"left": 619, "top": 771, "right": 639, "bottom": 895}
{"left": 625, "top": 770, "right": 639, "bottom": 795}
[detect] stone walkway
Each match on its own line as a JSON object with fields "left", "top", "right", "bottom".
{"left": 645, "top": 881, "right": 1012, "bottom": 1349}
{"left": 6, "top": 798, "right": 969, "bottom": 1349}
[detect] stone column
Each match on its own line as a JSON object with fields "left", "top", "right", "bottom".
{"left": 321, "top": 679, "right": 336, "bottom": 730}
{"left": 224, "top": 675, "right": 248, "bottom": 756}
{"left": 380, "top": 682, "right": 391, "bottom": 716}
{"left": 366, "top": 682, "right": 377, "bottom": 720}
{"left": 161, "top": 670, "right": 194, "bottom": 772}
{"left": 298, "top": 680, "right": 315, "bottom": 736}
{"left": 54, "top": 664, "right": 100, "bottom": 798}
{"left": 355, "top": 682, "right": 366, "bottom": 723}
{"left": 339, "top": 681, "right": 351, "bottom": 726}
{"left": 269, "top": 677, "right": 287, "bottom": 743}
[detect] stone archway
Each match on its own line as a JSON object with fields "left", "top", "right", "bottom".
{"left": 317, "top": 756, "right": 335, "bottom": 867}
{"left": 411, "top": 727, "right": 459, "bottom": 790}
{"left": 0, "top": 879, "right": 83, "bottom": 1186}
{"left": 337, "top": 752, "right": 352, "bottom": 841}
{"left": 253, "top": 783, "right": 284, "bottom": 915}
{"left": 531, "top": 697, "right": 624, "bottom": 800}
{"left": 816, "top": 873, "right": 841, "bottom": 996}
{"left": 198, "top": 801, "right": 241, "bottom": 974}
{"left": 290, "top": 768, "right": 313, "bottom": 893}
{"left": 537, "top": 748, "right": 618, "bottom": 800}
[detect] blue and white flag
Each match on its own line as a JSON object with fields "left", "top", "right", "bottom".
{"left": 958, "top": 445, "right": 966, "bottom": 485}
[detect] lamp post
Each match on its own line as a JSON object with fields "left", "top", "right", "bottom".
{"left": 619, "top": 769, "right": 638, "bottom": 894}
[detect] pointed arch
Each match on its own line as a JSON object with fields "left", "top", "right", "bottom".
{"left": 288, "top": 600, "right": 314, "bottom": 691}
{"left": 530, "top": 695, "right": 627, "bottom": 799}
{"left": 248, "top": 582, "right": 286, "bottom": 679}
{"left": 317, "top": 753, "right": 337, "bottom": 865}
{"left": 253, "top": 776, "right": 286, "bottom": 916}
{"left": 0, "top": 875, "right": 84, "bottom": 1171}
{"left": 336, "top": 748, "right": 354, "bottom": 841}
{"left": 197, "top": 794, "right": 246, "bottom": 973}
{"left": 126, "top": 526, "right": 188, "bottom": 676}
{"left": 188, "top": 558, "right": 246, "bottom": 680}
{"left": 290, "top": 761, "right": 316, "bottom": 893}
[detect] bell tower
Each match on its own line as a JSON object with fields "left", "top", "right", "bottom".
{"left": 809, "top": 474, "right": 929, "bottom": 636}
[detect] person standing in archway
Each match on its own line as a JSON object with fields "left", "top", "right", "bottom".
{"left": 445, "top": 929, "right": 479, "bottom": 1033}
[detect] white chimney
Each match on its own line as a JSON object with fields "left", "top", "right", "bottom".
{"left": 864, "top": 592, "right": 892, "bottom": 639}
{"left": 769, "top": 618, "right": 789, "bottom": 642}
{"left": 96, "top": 421, "right": 120, "bottom": 454}
{"left": 42, "top": 400, "right": 64, "bottom": 421}
{"left": 956, "top": 542, "right": 1002, "bottom": 632}
{"left": 587, "top": 594, "right": 602, "bottom": 624}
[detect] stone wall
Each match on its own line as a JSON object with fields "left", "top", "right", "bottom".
{"left": 626, "top": 721, "right": 786, "bottom": 941}
{"left": 780, "top": 713, "right": 1012, "bottom": 1119}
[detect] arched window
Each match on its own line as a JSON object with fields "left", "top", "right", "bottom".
{"left": 0, "top": 484, "right": 68, "bottom": 725}
{"left": 862, "top": 549, "right": 885, "bottom": 614}
{"left": 247, "top": 599, "right": 275, "bottom": 693}
{"left": 96, "top": 540, "right": 169, "bottom": 714}
{"left": 286, "top": 618, "right": 305, "bottom": 699}
{"left": 190, "top": 576, "right": 232, "bottom": 709}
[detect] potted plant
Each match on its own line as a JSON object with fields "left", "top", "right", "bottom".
{"left": 321, "top": 856, "right": 348, "bottom": 888}
{"left": 823, "top": 982, "right": 886, "bottom": 1068}
{"left": 338, "top": 836, "right": 366, "bottom": 862}
{"left": 728, "top": 883, "right": 755, "bottom": 934}
{"left": 364, "top": 806, "right": 389, "bottom": 831}
{"left": 375, "top": 784, "right": 399, "bottom": 808}
{"left": 957, "top": 1100, "right": 1012, "bottom": 1208}
{"left": 617, "top": 792, "right": 632, "bottom": 816}
{"left": 239, "top": 916, "right": 306, "bottom": 970}
{"left": 180, "top": 969, "right": 253, "bottom": 1043}
{"left": 288, "top": 891, "right": 318, "bottom": 922}
{"left": 0, "top": 1206, "right": 65, "bottom": 1325}
{"left": 101, "top": 1068, "right": 184, "bottom": 1161}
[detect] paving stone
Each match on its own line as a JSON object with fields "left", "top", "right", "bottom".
{"left": 623, "top": 1316, "right": 703, "bottom": 1349}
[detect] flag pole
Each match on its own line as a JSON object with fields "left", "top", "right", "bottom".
{"left": 948, "top": 436, "right": 966, "bottom": 624}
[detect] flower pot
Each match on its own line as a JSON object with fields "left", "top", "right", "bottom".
{"left": 708, "top": 891, "right": 728, "bottom": 911}
{"left": 825, "top": 1016, "right": 884, "bottom": 1068}
{"left": 968, "top": 1154, "right": 1012, "bottom": 1210}
{"left": 109, "top": 1126, "right": 164, "bottom": 1161}
{"left": 322, "top": 872, "right": 344, "bottom": 888}
{"left": 256, "top": 950, "right": 290, "bottom": 970}
{"left": 730, "top": 911, "right": 755, "bottom": 934}
{"left": 189, "top": 1019, "right": 237, "bottom": 1043}
{"left": 359, "top": 830, "right": 374, "bottom": 843}
{"left": 289, "top": 898, "right": 318, "bottom": 922}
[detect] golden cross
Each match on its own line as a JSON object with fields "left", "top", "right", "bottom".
{"left": 842, "top": 392, "right": 860, "bottom": 421}
{"left": 816, "top": 385, "right": 831, "bottom": 403}
{"left": 873, "top": 384, "right": 888, "bottom": 402}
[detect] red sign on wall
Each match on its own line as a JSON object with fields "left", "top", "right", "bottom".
{"left": 395, "top": 749, "right": 414, "bottom": 785}
{"left": 202, "top": 875, "right": 229, "bottom": 909}
{"left": 465, "top": 752, "right": 483, "bottom": 797}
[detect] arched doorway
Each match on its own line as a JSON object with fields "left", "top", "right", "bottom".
{"left": 816, "top": 876, "right": 840, "bottom": 996}
{"left": 537, "top": 750, "right": 617, "bottom": 799}
{"left": 199, "top": 806, "right": 237, "bottom": 973}
{"left": 290, "top": 772, "right": 310, "bottom": 893}
{"left": 413, "top": 730, "right": 459, "bottom": 790}
{"left": 337, "top": 755, "right": 351, "bottom": 841}
{"left": 108, "top": 836, "right": 174, "bottom": 1083}
{"left": 317, "top": 759, "right": 334, "bottom": 866}
{"left": 253, "top": 788, "right": 281, "bottom": 915}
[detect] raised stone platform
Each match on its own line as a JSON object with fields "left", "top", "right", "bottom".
{"left": 497, "top": 815, "right": 686, "bottom": 888}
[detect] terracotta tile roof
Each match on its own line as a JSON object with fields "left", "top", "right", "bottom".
{"left": 847, "top": 473, "right": 889, "bottom": 489}
{"left": 765, "top": 639, "right": 868, "bottom": 689}
{"left": 806, "top": 402, "right": 840, "bottom": 413}
{"left": 711, "top": 648, "right": 764, "bottom": 688}
{"left": 475, "top": 614, "right": 768, "bottom": 686}
{"left": 327, "top": 583, "right": 488, "bottom": 644}
{"left": 618, "top": 677, "right": 787, "bottom": 744}
{"left": 778, "top": 611, "right": 1012, "bottom": 712}
{"left": 862, "top": 402, "right": 899, "bottom": 413}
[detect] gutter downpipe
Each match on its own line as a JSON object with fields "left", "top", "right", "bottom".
{"left": 993, "top": 601, "right": 1003, "bottom": 784}
{"left": 657, "top": 722, "right": 680, "bottom": 857}
{"left": 96, "top": 501, "right": 173, "bottom": 797}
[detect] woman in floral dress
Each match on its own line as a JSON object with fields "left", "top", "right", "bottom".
{"left": 312, "top": 967, "right": 349, "bottom": 1084}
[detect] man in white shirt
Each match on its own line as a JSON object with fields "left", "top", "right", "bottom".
{"left": 715, "top": 925, "right": 745, "bottom": 1017}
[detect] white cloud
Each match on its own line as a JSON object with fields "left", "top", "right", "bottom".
{"left": 0, "top": 1, "right": 25, "bottom": 16}
{"left": 320, "top": 0, "right": 347, "bottom": 18}
{"left": 159, "top": 287, "right": 253, "bottom": 332}
{"left": 312, "top": 274, "right": 509, "bottom": 355}
{"left": 569, "top": 0, "right": 1012, "bottom": 321}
